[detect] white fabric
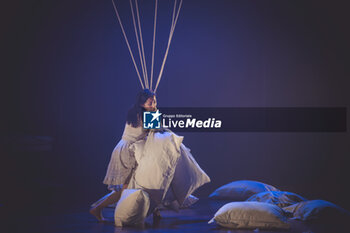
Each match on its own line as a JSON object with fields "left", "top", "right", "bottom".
{"left": 158, "top": 194, "right": 199, "bottom": 211}
{"left": 103, "top": 123, "right": 148, "bottom": 187}
{"left": 209, "top": 180, "right": 279, "bottom": 201}
{"left": 247, "top": 191, "right": 307, "bottom": 208}
{"left": 283, "top": 200, "right": 350, "bottom": 221}
{"left": 208, "top": 201, "right": 290, "bottom": 230}
{"left": 114, "top": 189, "right": 150, "bottom": 227}
{"left": 128, "top": 131, "right": 182, "bottom": 204}
{"left": 171, "top": 144, "right": 210, "bottom": 205}
{"left": 129, "top": 130, "right": 210, "bottom": 207}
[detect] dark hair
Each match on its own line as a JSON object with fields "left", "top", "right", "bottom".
{"left": 126, "top": 89, "right": 156, "bottom": 127}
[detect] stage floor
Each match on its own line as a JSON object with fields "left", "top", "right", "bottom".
{"left": 3, "top": 198, "right": 348, "bottom": 233}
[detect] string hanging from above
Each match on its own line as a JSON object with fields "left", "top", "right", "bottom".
{"left": 111, "top": 0, "right": 183, "bottom": 93}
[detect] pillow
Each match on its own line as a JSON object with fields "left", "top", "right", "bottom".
{"left": 208, "top": 201, "right": 290, "bottom": 230}
{"left": 128, "top": 131, "right": 184, "bottom": 204}
{"left": 247, "top": 191, "right": 307, "bottom": 208}
{"left": 129, "top": 132, "right": 210, "bottom": 207}
{"left": 283, "top": 200, "right": 350, "bottom": 222}
{"left": 170, "top": 144, "right": 211, "bottom": 205}
{"left": 209, "top": 180, "right": 279, "bottom": 201}
{"left": 114, "top": 189, "right": 150, "bottom": 227}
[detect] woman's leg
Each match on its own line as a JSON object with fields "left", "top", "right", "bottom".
{"left": 90, "top": 191, "right": 114, "bottom": 208}
{"left": 89, "top": 184, "right": 128, "bottom": 221}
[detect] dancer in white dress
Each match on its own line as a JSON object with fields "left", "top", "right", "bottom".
{"left": 90, "top": 89, "right": 210, "bottom": 222}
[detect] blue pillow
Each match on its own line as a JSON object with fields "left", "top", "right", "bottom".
{"left": 283, "top": 200, "right": 350, "bottom": 222}
{"left": 209, "top": 180, "right": 279, "bottom": 201}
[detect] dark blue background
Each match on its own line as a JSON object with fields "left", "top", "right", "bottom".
{"left": 2, "top": 0, "right": 350, "bottom": 214}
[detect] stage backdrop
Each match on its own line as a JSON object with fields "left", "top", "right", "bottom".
{"left": 2, "top": 0, "right": 349, "bottom": 214}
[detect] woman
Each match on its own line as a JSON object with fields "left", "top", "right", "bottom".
{"left": 90, "top": 89, "right": 157, "bottom": 222}
{"left": 90, "top": 89, "right": 210, "bottom": 223}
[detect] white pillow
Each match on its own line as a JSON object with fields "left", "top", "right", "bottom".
{"left": 170, "top": 144, "right": 211, "bottom": 205}
{"left": 208, "top": 201, "right": 290, "bottom": 230}
{"left": 283, "top": 200, "right": 350, "bottom": 221}
{"left": 247, "top": 191, "right": 307, "bottom": 208}
{"left": 114, "top": 189, "right": 150, "bottom": 227}
{"left": 209, "top": 180, "right": 279, "bottom": 201}
{"left": 128, "top": 131, "right": 183, "bottom": 204}
{"left": 129, "top": 131, "right": 210, "bottom": 207}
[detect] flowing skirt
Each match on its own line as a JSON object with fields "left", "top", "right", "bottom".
{"left": 103, "top": 139, "right": 138, "bottom": 191}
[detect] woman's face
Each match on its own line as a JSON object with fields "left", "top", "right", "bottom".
{"left": 142, "top": 96, "right": 157, "bottom": 111}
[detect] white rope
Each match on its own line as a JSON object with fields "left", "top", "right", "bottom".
{"left": 135, "top": 0, "right": 149, "bottom": 89}
{"left": 171, "top": 0, "right": 177, "bottom": 31}
{"left": 172, "top": 0, "right": 183, "bottom": 35}
{"left": 111, "top": 0, "right": 144, "bottom": 89}
{"left": 150, "top": 0, "right": 158, "bottom": 91}
{"left": 154, "top": 0, "right": 183, "bottom": 93}
{"left": 129, "top": 0, "right": 148, "bottom": 89}
{"left": 111, "top": 0, "right": 182, "bottom": 92}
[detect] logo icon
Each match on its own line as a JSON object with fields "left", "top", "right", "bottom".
{"left": 143, "top": 109, "right": 162, "bottom": 129}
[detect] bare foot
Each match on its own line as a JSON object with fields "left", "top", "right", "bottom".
{"left": 89, "top": 207, "right": 106, "bottom": 222}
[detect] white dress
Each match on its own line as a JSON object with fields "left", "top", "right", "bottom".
{"left": 103, "top": 123, "right": 148, "bottom": 191}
